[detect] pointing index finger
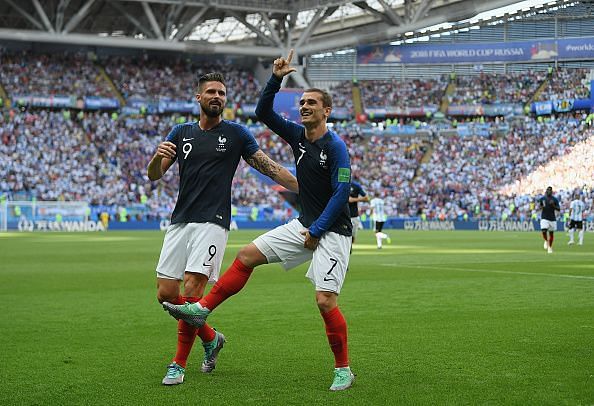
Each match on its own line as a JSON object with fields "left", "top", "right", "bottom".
{"left": 286, "top": 49, "right": 294, "bottom": 64}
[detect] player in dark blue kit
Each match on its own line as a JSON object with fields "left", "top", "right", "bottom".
{"left": 163, "top": 50, "right": 355, "bottom": 391}
{"left": 539, "top": 186, "right": 560, "bottom": 254}
{"left": 349, "top": 180, "right": 369, "bottom": 245}
{"left": 148, "top": 72, "right": 297, "bottom": 385}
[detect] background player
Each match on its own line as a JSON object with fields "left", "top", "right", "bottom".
{"left": 568, "top": 193, "right": 586, "bottom": 245}
{"left": 539, "top": 186, "right": 560, "bottom": 254}
{"left": 349, "top": 178, "right": 369, "bottom": 245}
{"left": 163, "top": 50, "right": 356, "bottom": 391}
{"left": 148, "top": 72, "right": 297, "bottom": 385}
{"left": 369, "top": 194, "right": 391, "bottom": 249}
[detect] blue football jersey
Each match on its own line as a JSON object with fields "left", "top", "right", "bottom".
{"left": 165, "top": 121, "right": 259, "bottom": 229}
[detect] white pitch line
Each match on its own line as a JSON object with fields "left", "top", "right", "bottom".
{"left": 380, "top": 264, "right": 594, "bottom": 281}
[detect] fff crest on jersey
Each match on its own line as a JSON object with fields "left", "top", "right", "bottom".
{"left": 216, "top": 134, "right": 227, "bottom": 152}
{"left": 319, "top": 149, "right": 328, "bottom": 168}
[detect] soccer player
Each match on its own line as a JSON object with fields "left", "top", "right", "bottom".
{"left": 163, "top": 50, "right": 355, "bottom": 391}
{"left": 369, "top": 194, "right": 391, "bottom": 249}
{"left": 349, "top": 179, "right": 369, "bottom": 245}
{"left": 147, "top": 72, "right": 298, "bottom": 385}
{"left": 539, "top": 186, "right": 560, "bottom": 254}
{"left": 568, "top": 193, "right": 586, "bottom": 245}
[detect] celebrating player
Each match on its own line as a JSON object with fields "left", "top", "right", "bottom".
{"left": 568, "top": 193, "right": 586, "bottom": 245}
{"left": 163, "top": 50, "right": 356, "bottom": 391}
{"left": 148, "top": 72, "right": 298, "bottom": 385}
{"left": 539, "top": 186, "right": 560, "bottom": 254}
{"left": 349, "top": 178, "right": 369, "bottom": 245}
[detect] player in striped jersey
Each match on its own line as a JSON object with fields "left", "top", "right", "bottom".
{"left": 369, "top": 195, "right": 391, "bottom": 249}
{"left": 568, "top": 194, "right": 586, "bottom": 245}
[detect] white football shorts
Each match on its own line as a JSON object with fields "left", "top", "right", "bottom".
{"left": 156, "top": 222, "right": 229, "bottom": 283}
{"left": 540, "top": 219, "right": 557, "bottom": 232}
{"left": 253, "top": 219, "right": 352, "bottom": 294}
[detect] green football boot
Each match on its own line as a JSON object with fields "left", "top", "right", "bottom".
{"left": 162, "top": 301, "right": 210, "bottom": 328}
{"left": 162, "top": 363, "right": 185, "bottom": 385}
{"left": 329, "top": 367, "right": 355, "bottom": 391}
{"left": 201, "top": 331, "right": 226, "bottom": 373}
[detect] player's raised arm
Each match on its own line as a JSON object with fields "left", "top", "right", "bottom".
{"left": 245, "top": 150, "right": 298, "bottom": 193}
{"left": 255, "top": 49, "right": 302, "bottom": 143}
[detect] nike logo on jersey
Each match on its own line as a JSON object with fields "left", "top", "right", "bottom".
{"left": 182, "top": 138, "right": 194, "bottom": 141}
{"left": 323, "top": 277, "right": 335, "bottom": 282}
{"left": 203, "top": 263, "right": 212, "bottom": 267}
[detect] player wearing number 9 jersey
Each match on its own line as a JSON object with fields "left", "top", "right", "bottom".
{"left": 147, "top": 72, "right": 298, "bottom": 385}
{"left": 163, "top": 50, "right": 356, "bottom": 391}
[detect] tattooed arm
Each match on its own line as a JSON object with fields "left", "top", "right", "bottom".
{"left": 245, "top": 150, "right": 298, "bottom": 193}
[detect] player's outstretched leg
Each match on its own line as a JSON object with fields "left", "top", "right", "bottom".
{"left": 163, "top": 301, "right": 210, "bottom": 328}
{"left": 201, "top": 330, "right": 226, "bottom": 373}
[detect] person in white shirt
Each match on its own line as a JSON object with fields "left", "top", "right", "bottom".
{"left": 369, "top": 195, "right": 391, "bottom": 249}
{"left": 568, "top": 194, "right": 586, "bottom": 245}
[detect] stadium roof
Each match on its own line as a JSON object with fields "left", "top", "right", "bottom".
{"left": 0, "top": 0, "right": 571, "bottom": 56}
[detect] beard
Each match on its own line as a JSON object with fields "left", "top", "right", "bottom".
{"left": 201, "top": 101, "right": 223, "bottom": 118}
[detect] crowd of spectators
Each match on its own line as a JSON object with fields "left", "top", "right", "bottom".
{"left": 327, "top": 81, "right": 354, "bottom": 113}
{"left": 0, "top": 110, "right": 286, "bottom": 221}
{"left": 537, "top": 68, "right": 591, "bottom": 101}
{"left": 1, "top": 58, "right": 593, "bottom": 223}
{"left": 448, "top": 71, "right": 546, "bottom": 105}
{"left": 360, "top": 114, "right": 594, "bottom": 221}
{"left": 0, "top": 51, "right": 115, "bottom": 98}
{"left": 1, "top": 108, "right": 593, "bottom": 222}
{"left": 104, "top": 56, "right": 261, "bottom": 107}
{"left": 358, "top": 77, "right": 447, "bottom": 108}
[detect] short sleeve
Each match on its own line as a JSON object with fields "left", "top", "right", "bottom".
{"left": 165, "top": 124, "right": 181, "bottom": 143}
{"left": 237, "top": 125, "right": 260, "bottom": 159}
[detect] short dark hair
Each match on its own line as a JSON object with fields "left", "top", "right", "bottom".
{"left": 198, "top": 72, "right": 226, "bottom": 92}
{"left": 304, "top": 88, "right": 332, "bottom": 108}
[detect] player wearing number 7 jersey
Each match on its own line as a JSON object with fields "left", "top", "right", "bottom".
{"left": 147, "top": 72, "right": 298, "bottom": 386}
{"left": 163, "top": 50, "right": 356, "bottom": 391}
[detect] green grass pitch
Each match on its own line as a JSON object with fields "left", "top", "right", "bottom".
{"left": 0, "top": 229, "right": 593, "bottom": 405}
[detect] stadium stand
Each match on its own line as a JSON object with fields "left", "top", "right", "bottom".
{"left": 1, "top": 23, "right": 593, "bottom": 225}
{"left": 104, "top": 56, "right": 261, "bottom": 106}
{"left": 0, "top": 51, "right": 115, "bottom": 98}
{"left": 448, "top": 71, "right": 546, "bottom": 105}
